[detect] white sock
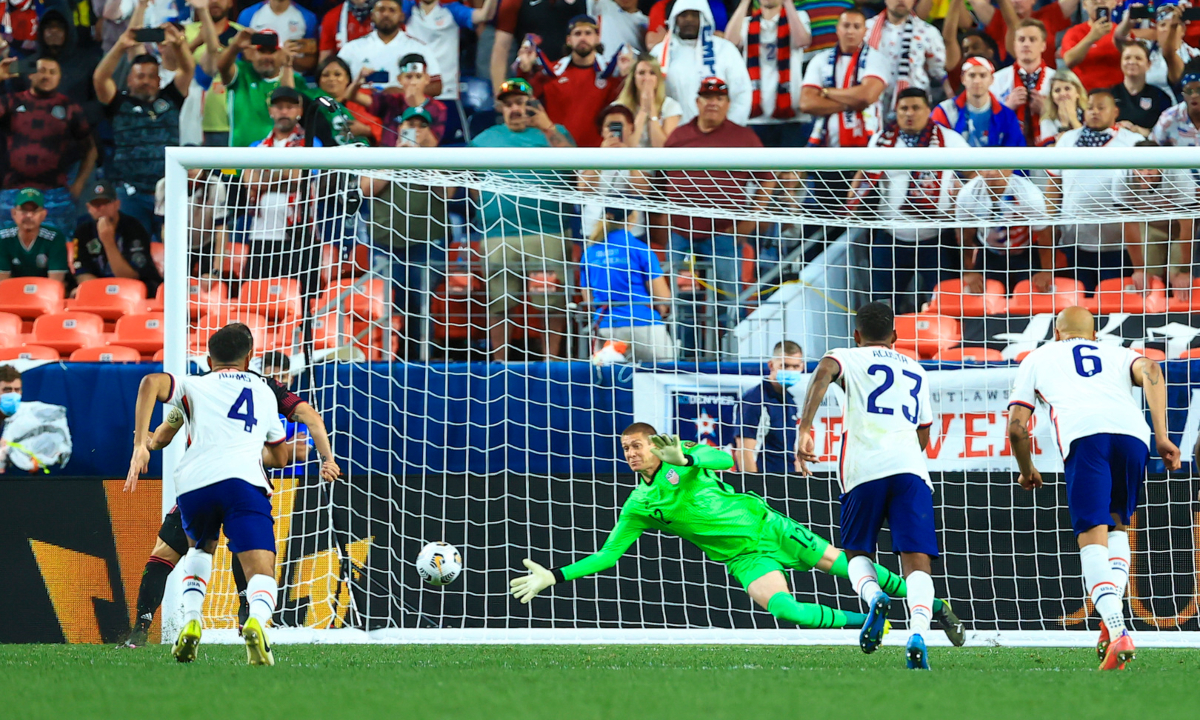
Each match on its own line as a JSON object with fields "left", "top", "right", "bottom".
{"left": 905, "top": 571, "right": 934, "bottom": 635}
{"left": 246, "top": 574, "right": 278, "bottom": 625}
{"left": 848, "top": 556, "right": 883, "bottom": 606}
{"left": 181, "top": 548, "right": 212, "bottom": 626}
{"left": 1081, "top": 543, "right": 1125, "bottom": 635}
{"left": 1108, "top": 530, "right": 1131, "bottom": 600}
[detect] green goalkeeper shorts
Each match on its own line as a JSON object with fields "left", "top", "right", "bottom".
{"left": 725, "top": 511, "right": 832, "bottom": 590}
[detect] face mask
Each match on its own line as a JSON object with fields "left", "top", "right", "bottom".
{"left": 775, "top": 370, "right": 804, "bottom": 388}
{"left": 0, "top": 392, "right": 20, "bottom": 416}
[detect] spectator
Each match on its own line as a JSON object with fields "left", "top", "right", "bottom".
{"left": 1123, "top": 140, "right": 1196, "bottom": 297}
{"left": 800, "top": 8, "right": 887, "bottom": 213}
{"left": 796, "top": 0, "right": 854, "bottom": 55}
{"left": 650, "top": 0, "right": 752, "bottom": 125}
{"left": 1062, "top": 0, "right": 1121, "bottom": 91}
{"left": 1152, "top": 59, "right": 1200, "bottom": 149}
{"left": 237, "top": 0, "right": 319, "bottom": 74}
{"left": 1041, "top": 68, "right": 1087, "bottom": 145}
{"left": 646, "top": 0, "right": 729, "bottom": 49}
{"left": 579, "top": 104, "right": 651, "bottom": 239}
{"left": 216, "top": 28, "right": 317, "bottom": 148}
{"left": 1118, "top": 5, "right": 1200, "bottom": 104}
{"left": 319, "top": 0, "right": 376, "bottom": 61}
{"left": 22, "top": 10, "right": 100, "bottom": 119}
{"left": 0, "top": 56, "right": 96, "bottom": 234}
{"left": 371, "top": 53, "right": 448, "bottom": 146}
{"left": 662, "top": 76, "right": 776, "bottom": 349}
{"left": 403, "top": 0, "right": 498, "bottom": 144}
{"left": 991, "top": 18, "right": 1055, "bottom": 147}
{"left": 932, "top": 57, "right": 1025, "bottom": 148}
{"left": 72, "top": 180, "right": 162, "bottom": 297}
{"left": 589, "top": 0, "right": 649, "bottom": 64}
{"left": 0, "top": 366, "right": 19, "bottom": 433}
{"left": 615, "top": 54, "right": 682, "bottom": 148}
{"left": 732, "top": 340, "right": 804, "bottom": 474}
{"left": 470, "top": 78, "right": 574, "bottom": 362}
{"left": 724, "top": 0, "right": 812, "bottom": 148}
{"left": 93, "top": 26, "right": 194, "bottom": 239}
{"left": 516, "top": 14, "right": 623, "bottom": 148}
{"left": 242, "top": 87, "right": 324, "bottom": 297}
{"left": 337, "top": 0, "right": 442, "bottom": 94}
{"left": 185, "top": 168, "right": 228, "bottom": 276}
{"left": 944, "top": 0, "right": 1001, "bottom": 94}
{"left": 186, "top": 0, "right": 244, "bottom": 148}
{"left": 1111, "top": 42, "right": 1171, "bottom": 137}
{"left": 0, "top": 188, "right": 69, "bottom": 282}
{"left": 490, "top": 0, "right": 579, "bottom": 93}
{"left": 581, "top": 205, "right": 675, "bottom": 364}
{"left": 1046, "top": 88, "right": 1142, "bottom": 291}
{"left": 955, "top": 168, "right": 1054, "bottom": 293}
{"left": 864, "top": 0, "right": 948, "bottom": 118}
{"left": 315, "top": 56, "right": 380, "bottom": 144}
{"left": 851, "top": 88, "right": 968, "bottom": 314}
{"left": 977, "top": 0, "right": 1077, "bottom": 69}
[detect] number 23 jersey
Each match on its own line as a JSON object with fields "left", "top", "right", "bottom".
{"left": 826, "top": 347, "right": 932, "bottom": 492}
{"left": 1008, "top": 339, "right": 1150, "bottom": 459}
{"left": 166, "top": 370, "right": 287, "bottom": 496}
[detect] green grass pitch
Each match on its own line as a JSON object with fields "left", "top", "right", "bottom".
{"left": 3, "top": 644, "right": 1198, "bottom": 720}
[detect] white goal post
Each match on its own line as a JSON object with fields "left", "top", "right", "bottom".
{"left": 161, "top": 146, "right": 1200, "bottom": 647}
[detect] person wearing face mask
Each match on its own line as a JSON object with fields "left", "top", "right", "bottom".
{"left": 0, "top": 365, "right": 22, "bottom": 473}
{"left": 319, "top": 0, "right": 378, "bottom": 61}
{"left": 733, "top": 340, "right": 805, "bottom": 475}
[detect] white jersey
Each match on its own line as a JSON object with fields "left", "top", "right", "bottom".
{"left": 827, "top": 346, "right": 932, "bottom": 492}
{"left": 1008, "top": 339, "right": 1151, "bottom": 459}
{"left": 167, "top": 370, "right": 287, "bottom": 496}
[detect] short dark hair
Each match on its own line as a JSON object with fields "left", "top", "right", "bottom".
{"left": 375, "top": 0, "right": 402, "bottom": 8}
{"left": 773, "top": 340, "right": 803, "bottom": 357}
{"left": 960, "top": 29, "right": 999, "bottom": 58}
{"left": 0, "top": 365, "right": 20, "bottom": 384}
{"left": 131, "top": 54, "right": 160, "bottom": 67}
{"left": 839, "top": 7, "right": 867, "bottom": 21}
{"left": 316, "top": 55, "right": 352, "bottom": 81}
{"left": 855, "top": 302, "right": 895, "bottom": 343}
{"left": 622, "top": 422, "right": 658, "bottom": 437}
{"left": 262, "top": 350, "right": 291, "bottom": 373}
{"left": 208, "top": 323, "right": 255, "bottom": 364}
{"left": 896, "top": 87, "right": 930, "bottom": 106}
{"left": 1088, "top": 87, "right": 1116, "bottom": 104}
{"left": 1118, "top": 40, "right": 1151, "bottom": 61}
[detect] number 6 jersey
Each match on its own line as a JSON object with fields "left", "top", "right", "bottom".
{"left": 1008, "top": 339, "right": 1150, "bottom": 459}
{"left": 166, "top": 370, "right": 287, "bottom": 496}
{"left": 826, "top": 347, "right": 933, "bottom": 492}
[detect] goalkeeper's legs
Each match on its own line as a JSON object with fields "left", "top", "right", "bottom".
{"left": 747, "top": 571, "right": 868, "bottom": 629}
{"left": 124, "top": 539, "right": 181, "bottom": 648}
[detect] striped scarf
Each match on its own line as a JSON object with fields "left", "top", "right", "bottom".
{"left": 868, "top": 13, "right": 915, "bottom": 111}
{"left": 871, "top": 121, "right": 946, "bottom": 217}
{"left": 747, "top": 10, "right": 794, "bottom": 120}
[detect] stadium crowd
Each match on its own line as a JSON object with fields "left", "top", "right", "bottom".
{"left": 0, "top": 0, "right": 1197, "bottom": 363}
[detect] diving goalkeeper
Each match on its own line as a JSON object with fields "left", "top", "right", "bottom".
{"left": 511, "top": 423, "right": 964, "bottom": 643}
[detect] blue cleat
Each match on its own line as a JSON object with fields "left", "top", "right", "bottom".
{"left": 906, "top": 633, "right": 931, "bottom": 670}
{"left": 859, "top": 591, "right": 891, "bottom": 654}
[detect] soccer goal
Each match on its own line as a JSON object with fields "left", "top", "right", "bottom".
{"left": 161, "top": 145, "right": 1200, "bottom": 647}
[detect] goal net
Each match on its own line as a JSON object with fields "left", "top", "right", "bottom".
{"left": 162, "top": 146, "right": 1200, "bottom": 646}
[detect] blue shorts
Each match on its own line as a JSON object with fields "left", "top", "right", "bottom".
{"left": 840, "top": 473, "right": 939, "bottom": 557}
{"left": 176, "top": 478, "right": 276, "bottom": 554}
{"left": 1063, "top": 433, "right": 1149, "bottom": 536}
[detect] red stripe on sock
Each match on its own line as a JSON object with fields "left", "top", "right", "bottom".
{"left": 1090, "top": 581, "right": 1117, "bottom": 594}
{"left": 183, "top": 575, "right": 207, "bottom": 586}
{"left": 251, "top": 589, "right": 275, "bottom": 603}
{"left": 148, "top": 556, "right": 176, "bottom": 570}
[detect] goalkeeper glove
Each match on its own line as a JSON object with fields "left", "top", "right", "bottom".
{"left": 510, "top": 558, "right": 556, "bottom": 604}
{"left": 649, "top": 434, "right": 688, "bottom": 466}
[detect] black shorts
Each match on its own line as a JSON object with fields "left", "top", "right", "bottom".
{"left": 158, "top": 506, "right": 190, "bottom": 557}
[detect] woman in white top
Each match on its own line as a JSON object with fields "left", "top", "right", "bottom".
{"left": 616, "top": 54, "right": 683, "bottom": 148}
{"left": 1040, "top": 70, "right": 1087, "bottom": 147}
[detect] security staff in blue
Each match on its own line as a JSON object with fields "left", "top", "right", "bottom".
{"left": 733, "top": 340, "right": 805, "bottom": 474}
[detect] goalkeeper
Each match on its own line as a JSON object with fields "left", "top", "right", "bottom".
{"left": 512, "top": 423, "right": 964, "bottom": 644}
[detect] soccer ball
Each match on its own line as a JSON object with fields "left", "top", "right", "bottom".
{"left": 416, "top": 541, "right": 462, "bottom": 586}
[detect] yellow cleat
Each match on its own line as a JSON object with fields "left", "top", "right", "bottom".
{"left": 242, "top": 617, "right": 275, "bottom": 666}
{"left": 882, "top": 619, "right": 892, "bottom": 638}
{"left": 172, "top": 619, "right": 201, "bottom": 663}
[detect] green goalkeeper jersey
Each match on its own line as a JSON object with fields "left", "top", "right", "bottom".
{"left": 555, "top": 444, "right": 775, "bottom": 583}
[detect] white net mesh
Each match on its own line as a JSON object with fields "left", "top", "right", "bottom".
{"left": 170, "top": 148, "right": 1200, "bottom": 638}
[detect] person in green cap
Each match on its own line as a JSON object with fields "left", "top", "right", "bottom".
{"left": 0, "top": 188, "right": 69, "bottom": 283}
{"left": 510, "top": 422, "right": 966, "bottom": 645}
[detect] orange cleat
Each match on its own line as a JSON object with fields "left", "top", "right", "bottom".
{"left": 1096, "top": 622, "right": 1110, "bottom": 662}
{"left": 1099, "top": 631, "right": 1135, "bottom": 671}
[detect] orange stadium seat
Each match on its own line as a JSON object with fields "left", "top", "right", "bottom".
{"left": 219, "top": 242, "right": 249, "bottom": 278}
{"left": 927, "top": 278, "right": 1007, "bottom": 317}
{"left": 69, "top": 278, "right": 148, "bottom": 320}
{"left": 935, "top": 346, "right": 1006, "bottom": 363}
{"left": 1133, "top": 347, "right": 1167, "bottom": 361}
{"left": 1007, "top": 277, "right": 1085, "bottom": 315}
{"left": 152, "top": 349, "right": 165, "bottom": 362}
{"left": 113, "top": 313, "right": 165, "bottom": 355}
{"left": 31, "top": 311, "right": 105, "bottom": 353}
{"left": 1085, "top": 277, "right": 1146, "bottom": 314}
{"left": 238, "top": 278, "right": 302, "bottom": 321}
{"left": 0, "top": 277, "right": 64, "bottom": 320}
{"left": 0, "top": 345, "right": 60, "bottom": 361}
{"left": 894, "top": 314, "right": 961, "bottom": 359}
{"left": 70, "top": 345, "right": 143, "bottom": 363}
{"left": 319, "top": 279, "right": 386, "bottom": 322}
{"left": 188, "top": 277, "right": 229, "bottom": 318}
{"left": 0, "top": 311, "right": 21, "bottom": 347}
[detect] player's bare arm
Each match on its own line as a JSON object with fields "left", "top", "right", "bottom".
{"left": 146, "top": 406, "right": 185, "bottom": 451}
{"left": 1131, "top": 356, "right": 1181, "bottom": 471}
{"left": 795, "top": 357, "right": 840, "bottom": 474}
{"left": 126, "top": 372, "right": 175, "bottom": 492}
{"left": 1006, "top": 403, "right": 1042, "bottom": 490}
{"left": 291, "top": 401, "right": 341, "bottom": 481}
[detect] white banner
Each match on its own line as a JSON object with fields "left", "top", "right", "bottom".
{"left": 632, "top": 368, "right": 1064, "bottom": 473}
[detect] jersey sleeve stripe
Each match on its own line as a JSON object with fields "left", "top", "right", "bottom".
{"left": 166, "top": 373, "right": 176, "bottom": 403}
{"left": 918, "top": 422, "right": 933, "bottom": 429}
{"left": 829, "top": 355, "right": 844, "bottom": 381}
{"left": 1007, "top": 400, "right": 1035, "bottom": 410}
{"left": 266, "top": 437, "right": 287, "bottom": 446}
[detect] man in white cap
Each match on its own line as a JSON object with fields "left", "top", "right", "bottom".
{"left": 931, "top": 56, "right": 1026, "bottom": 148}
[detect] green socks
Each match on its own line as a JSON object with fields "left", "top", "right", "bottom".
{"left": 767, "top": 592, "right": 868, "bottom": 628}
{"left": 827, "top": 552, "right": 945, "bottom": 614}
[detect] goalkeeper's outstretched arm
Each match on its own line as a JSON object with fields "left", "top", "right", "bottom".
{"left": 511, "top": 510, "right": 648, "bottom": 603}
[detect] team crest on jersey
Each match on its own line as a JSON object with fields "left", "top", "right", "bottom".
{"left": 51, "top": 105, "right": 66, "bottom": 120}
{"left": 1140, "top": 97, "right": 1153, "bottom": 110}
{"left": 666, "top": 469, "right": 680, "bottom": 485}
{"left": 36, "top": 253, "right": 47, "bottom": 268}
{"left": 153, "top": 98, "right": 171, "bottom": 115}
{"left": 596, "top": 78, "right": 608, "bottom": 89}
{"left": 86, "top": 239, "right": 102, "bottom": 255}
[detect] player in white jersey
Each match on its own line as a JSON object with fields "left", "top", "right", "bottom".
{"left": 1007, "top": 306, "right": 1179, "bottom": 671}
{"left": 126, "top": 323, "right": 301, "bottom": 665}
{"left": 797, "top": 302, "right": 938, "bottom": 669}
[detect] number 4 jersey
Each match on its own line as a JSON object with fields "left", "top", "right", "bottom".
{"left": 1008, "top": 339, "right": 1150, "bottom": 459}
{"left": 826, "top": 346, "right": 933, "bottom": 492}
{"left": 166, "top": 370, "right": 287, "bottom": 496}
